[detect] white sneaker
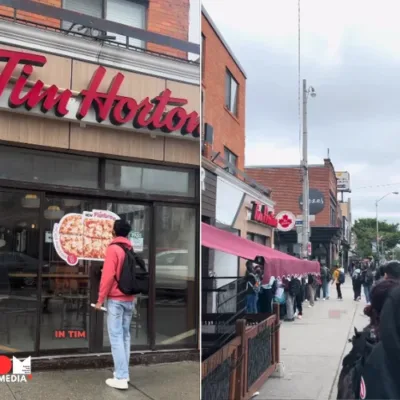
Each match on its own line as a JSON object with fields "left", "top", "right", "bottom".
{"left": 297, "top": 314, "right": 302, "bottom": 319}
{"left": 114, "top": 372, "right": 130, "bottom": 383}
{"left": 106, "top": 378, "right": 129, "bottom": 390}
{"left": 323, "top": 298, "right": 326, "bottom": 301}
{"left": 308, "top": 305, "right": 312, "bottom": 308}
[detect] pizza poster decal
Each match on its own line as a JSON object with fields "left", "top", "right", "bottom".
{"left": 53, "top": 209, "right": 120, "bottom": 266}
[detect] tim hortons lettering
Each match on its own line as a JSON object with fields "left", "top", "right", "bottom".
{"left": 250, "top": 202, "right": 278, "bottom": 228}
{"left": 0, "top": 49, "right": 199, "bottom": 137}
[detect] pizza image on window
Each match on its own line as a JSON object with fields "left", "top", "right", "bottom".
{"left": 59, "top": 214, "right": 84, "bottom": 235}
{"left": 53, "top": 209, "right": 120, "bottom": 266}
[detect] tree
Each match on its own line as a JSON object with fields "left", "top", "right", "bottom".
{"left": 352, "top": 218, "right": 400, "bottom": 258}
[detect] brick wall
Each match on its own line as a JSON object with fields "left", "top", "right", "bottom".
{"left": 0, "top": 0, "right": 190, "bottom": 59}
{"left": 202, "top": 12, "right": 246, "bottom": 171}
{"left": 246, "top": 161, "right": 339, "bottom": 228}
{"left": 147, "top": 0, "right": 189, "bottom": 58}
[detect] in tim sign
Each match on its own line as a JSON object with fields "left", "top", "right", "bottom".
{"left": 250, "top": 202, "right": 278, "bottom": 228}
{"left": 0, "top": 49, "right": 199, "bottom": 139}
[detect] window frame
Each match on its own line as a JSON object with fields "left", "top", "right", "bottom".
{"left": 224, "top": 147, "right": 238, "bottom": 175}
{"left": 225, "top": 68, "right": 239, "bottom": 116}
{"left": 247, "top": 232, "right": 267, "bottom": 246}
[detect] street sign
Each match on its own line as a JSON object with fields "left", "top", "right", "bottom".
{"left": 295, "top": 220, "right": 303, "bottom": 226}
{"left": 307, "top": 242, "right": 312, "bottom": 256}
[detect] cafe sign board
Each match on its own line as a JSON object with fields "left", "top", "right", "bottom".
{"left": 336, "top": 171, "right": 351, "bottom": 192}
{"left": 298, "top": 189, "right": 325, "bottom": 215}
{"left": 0, "top": 49, "right": 200, "bottom": 140}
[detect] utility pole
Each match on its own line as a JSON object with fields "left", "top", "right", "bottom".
{"left": 302, "top": 79, "right": 309, "bottom": 259}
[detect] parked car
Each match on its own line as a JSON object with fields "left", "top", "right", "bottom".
{"left": 155, "top": 249, "right": 193, "bottom": 291}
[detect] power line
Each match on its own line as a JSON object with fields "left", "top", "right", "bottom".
{"left": 298, "top": 0, "right": 301, "bottom": 161}
{"left": 353, "top": 182, "right": 400, "bottom": 190}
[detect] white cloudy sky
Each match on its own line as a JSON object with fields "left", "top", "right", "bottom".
{"left": 202, "top": 0, "right": 400, "bottom": 224}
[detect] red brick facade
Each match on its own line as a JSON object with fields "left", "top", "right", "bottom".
{"left": 246, "top": 159, "right": 340, "bottom": 228}
{"left": 202, "top": 11, "right": 246, "bottom": 171}
{"left": 0, "top": 0, "right": 190, "bottom": 59}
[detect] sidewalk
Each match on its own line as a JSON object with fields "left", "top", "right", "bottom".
{"left": 0, "top": 361, "right": 199, "bottom": 400}
{"left": 259, "top": 281, "right": 368, "bottom": 400}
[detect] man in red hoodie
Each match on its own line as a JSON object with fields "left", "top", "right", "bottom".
{"left": 95, "top": 219, "right": 134, "bottom": 390}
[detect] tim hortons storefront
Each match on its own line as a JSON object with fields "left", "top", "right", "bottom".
{"left": 0, "top": 46, "right": 200, "bottom": 365}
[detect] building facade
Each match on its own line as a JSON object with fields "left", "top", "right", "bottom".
{"left": 247, "top": 159, "right": 342, "bottom": 268}
{"left": 201, "top": 7, "right": 275, "bottom": 316}
{"left": 0, "top": 1, "right": 200, "bottom": 365}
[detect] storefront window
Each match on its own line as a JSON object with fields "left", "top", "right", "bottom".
{"left": 103, "top": 203, "right": 150, "bottom": 347}
{"left": 155, "top": 206, "right": 197, "bottom": 346}
{"left": 0, "top": 146, "right": 98, "bottom": 189}
{"left": 0, "top": 190, "right": 40, "bottom": 353}
{"left": 105, "top": 161, "right": 195, "bottom": 197}
{"left": 247, "top": 232, "right": 268, "bottom": 246}
{"left": 40, "top": 197, "right": 103, "bottom": 351}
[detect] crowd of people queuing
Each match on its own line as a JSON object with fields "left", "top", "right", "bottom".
{"left": 244, "top": 257, "right": 400, "bottom": 399}
{"left": 337, "top": 259, "right": 400, "bottom": 400}
{"left": 244, "top": 259, "right": 345, "bottom": 321}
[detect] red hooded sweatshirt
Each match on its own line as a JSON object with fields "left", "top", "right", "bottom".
{"left": 97, "top": 237, "right": 134, "bottom": 305}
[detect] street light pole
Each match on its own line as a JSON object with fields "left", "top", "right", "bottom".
{"left": 376, "top": 191, "right": 399, "bottom": 261}
{"left": 301, "top": 79, "right": 316, "bottom": 259}
{"left": 302, "top": 79, "right": 309, "bottom": 259}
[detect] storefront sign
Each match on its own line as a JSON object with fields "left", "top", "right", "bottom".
{"left": 250, "top": 202, "right": 278, "bottom": 228}
{"left": 276, "top": 211, "right": 296, "bottom": 232}
{"left": 298, "top": 189, "right": 325, "bottom": 215}
{"left": 54, "top": 329, "right": 86, "bottom": 339}
{"left": 336, "top": 171, "right": 351, "bottom": 192}
{"left": 53, "top": 209, "right": 120, "bottom": 266}
{"left": 0, "top": 49, "right": 200, "bottom": 139}
{"left": 129, "top": 232, "right": 144, "bottom": 252}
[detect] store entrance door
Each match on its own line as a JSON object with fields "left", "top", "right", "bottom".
{"left": 39, "top": 196, "right": 106, "bottom": 353}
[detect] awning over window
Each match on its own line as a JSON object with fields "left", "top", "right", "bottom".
{"left": 202, "top": 222, "right": 319, "bottom": 279}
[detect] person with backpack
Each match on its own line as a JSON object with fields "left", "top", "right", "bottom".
{"left": 337, "top": 279, "right": 400, "bottom": 399}
{"left": 332, "top": 265, "right": 344, "bottom": 300}
{"left": 245, "top": 261, "right": 260, "bottom": 313}
{"left": 361, "top": 265, "right": 374, "bottom": 305}
{"left": 95, "top": 219, "right": 147, "bottom": 390}
{"left": 358, "top": 281, "right": 400, "bottom": 399}
{"left": 320, "top": 264, "right": 329, "bottom": 300}
{"left": 352, "top": 266, "right": 362, "bottom": 301}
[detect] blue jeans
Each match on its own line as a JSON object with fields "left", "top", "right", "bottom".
{"left": 107, "top": 299, "right": 134, "bottom": 380}
{"left": 322, "top": 280, "right": 328, "bottom": 298}
{"left": 363, "top": 285, "right": 371, "bottom": 304}
{"left": 246, "top": 293, "right": 258, "bottom": 313}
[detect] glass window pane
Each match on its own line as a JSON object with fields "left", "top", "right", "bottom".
{"left": 155, "top": 207, "right": 197, "bottom": 346}
{"left": 105, "top": 161, "right": 195, "bottom": 197}
{"left": 225, "top": 71, "right": 231, "bottom": 108}
{"left": 103, "top": 203, "right": 150, "bottom": 348}
{"left": 0, "top": 146, "right": 98, "bottom": 189}
{"left": 230, "top": 77, "right": 238, "bottom": 115}
{"left": 40, "top": 197, "right": 104, "bottom": 351}
{"left": 0, "top": 190, "right": 40, "bottom": 354}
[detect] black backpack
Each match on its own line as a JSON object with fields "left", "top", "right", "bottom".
{"left": 337, "top": 328, "right": 375, "bottom": 400}
{"left": 112, "top": 243, "right": 149, "bottom": 295}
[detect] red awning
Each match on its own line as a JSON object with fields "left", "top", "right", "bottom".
{"left": 202, "top": 222, "right": 319, "bottom": 280}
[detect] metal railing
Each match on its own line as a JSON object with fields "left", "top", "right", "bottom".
{"left": 0, "top": 0, "right": 200, "bottom": 59}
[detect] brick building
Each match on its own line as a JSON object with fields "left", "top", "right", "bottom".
{"left": 0, "top": 0, "right": 200, "bottom": 367}
{"left": 246, "top": 159, "right": 343, "bottom": 268}
{"left": 0, "top": 0, "right": 191, "bottom": 59}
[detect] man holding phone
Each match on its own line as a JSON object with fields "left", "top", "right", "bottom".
{"left": 95, "top": 219, "right": 135, "bottom": 390}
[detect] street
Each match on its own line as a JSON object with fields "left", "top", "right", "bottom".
{"left": 258, "top": 280, "right": 366, "bottom": 400}
{"left": 0, "top": 361, "right": 199, "bottom": 400}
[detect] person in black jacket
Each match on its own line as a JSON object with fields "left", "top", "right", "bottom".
{"left": 384, "top": 260, "right": 400, "bottom": 280}
{"left": 360, "top": 284, "right": 400, "bottom": 399}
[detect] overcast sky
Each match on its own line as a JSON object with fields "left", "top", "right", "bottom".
{"left": 202, "top": 0, "right": 400, "bottom": 224}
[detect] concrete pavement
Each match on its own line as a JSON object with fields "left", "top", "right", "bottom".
{"left": 259, "top": 280, "right": 369, "bottom": 400}
{"left": 0, "top": 361, "right": 200, "bottom": 400}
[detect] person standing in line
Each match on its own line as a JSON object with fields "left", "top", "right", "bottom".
{"left": 293, "top": 276, "right": 303, "bottom": 319}
{"left": 320, "top": 264, "right": 329, "bottom": 300}
{"left": 95, "top": 219, "right": 136, "bottom": 390}
{"left": 283, "top": 277, "right": 295, "bottom": 321}
{"left": 307, "top": 273, "right": 316, "bottom": 308}
{"left": 362, "top": 264, "right": 374, "bottom": 305}
{"left": 245, "top": 261, "right": 259, "bottom": 313}
{"left": 352, "top": 265, "right": 362, "bottom": 301}
{"left": 383, "top": 260, "right": 400, "bottom": 280}
{"left": 332, "top": 265, "right": 344, "bottom": 300}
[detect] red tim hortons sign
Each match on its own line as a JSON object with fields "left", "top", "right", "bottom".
{"left": 0, "top": 49, "right": 199, "bottom": 139}
{"left": 250, "top": 202, "right": 278, "bottom": 228}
